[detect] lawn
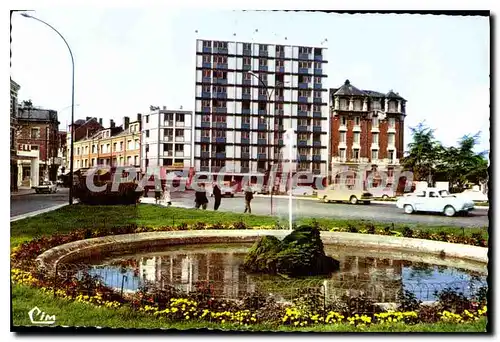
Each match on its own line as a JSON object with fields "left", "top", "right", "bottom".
{"left": 12, "top": 284, "right": 487, "bottom": 332}
{"left": 10, "top": 204, "right": 488, "bottom": 247}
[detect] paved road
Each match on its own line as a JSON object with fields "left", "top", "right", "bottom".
{"left": 170, "top": 191, "right": 489, "bottom": 228}
{"left": 10, "top": 188, "right": 70, "bottom": 217}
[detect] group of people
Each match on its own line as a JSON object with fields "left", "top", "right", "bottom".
{"left": 194, "top": 183, "right": 254, "bottom": 214}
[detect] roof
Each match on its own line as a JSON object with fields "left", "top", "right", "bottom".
{"left": 363, "top": 90, "right": 386, "bottom": 98}
{"left": 333, "top": 80, "right": 367, "bottom": 96}
{"left": 386, "top": 90, "right": 405, "bottom": 100}
{"left": 17, "top": 108, "right": 58, "bottom": 122}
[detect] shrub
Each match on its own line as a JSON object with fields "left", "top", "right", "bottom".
{"left": 193, "top": 222, "right": 206, "bottom": 230}
{"left": 73, "top": 181, "right": 141, "bottom": 205}
{"left": 232, "top": 220, "right": 248, "bottom": 230}
{"left": 402, "top": 227, "right": 413, "bottom": 238}
{"left": 346, "top": 224, "right": 358, "bottom": 233}
{"left": 211, "top": 222, "right": 226, "bottom": 230}
{"left": 397, "top": 290, "right": 422, "bottom": 312}
{"left": 434, "top": 287, "right": 472, "bottom": 313}
{"left": 365, "top": 224, "right": 376, "bottom": 234}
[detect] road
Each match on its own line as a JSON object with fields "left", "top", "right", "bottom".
{"left": 170, "top": 191, "right": 489, "bottom": 228}
{"left": 10, "top": 188, "right": 70, "bottom": 217}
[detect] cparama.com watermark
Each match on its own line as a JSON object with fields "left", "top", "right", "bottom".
{"left": 28, "top": 306, "right": 56, "bottom": 325}
{"left": 82, "top": 164, "right": 414, "bottom": 193}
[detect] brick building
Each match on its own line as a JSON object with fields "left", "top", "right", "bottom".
{"left": 329, "top": 80, "right": 407, "bottom": 187}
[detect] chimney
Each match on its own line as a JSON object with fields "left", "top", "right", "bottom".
{"left": 98, "top": 118, "right": 103, "bottom": 126}
{"left": 110, "top": 119, "right": 115, "bottom": 128}
{"left": 123, "top": 116, "right": 130, "bottom": 130}
{"left": 163, "top": 106, "right": 167, "bottom": 110}
{"left": 137, "top": 113, "right": 142, "bottom": 122}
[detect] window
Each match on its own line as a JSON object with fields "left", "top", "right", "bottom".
{"left": 258, "top": 132, "right": 266, "bottom": 139}
{"left": 203, "top": 40, "right": 211, "bottom": 47}
{"left": 242, "top": 131, "right": 250, "bottom": 139}
{"left": 388, "top": 150, "right": 395, "bottom": 161}
{"left": 276, "top": 59, "right": 284, "bottom": 67}
{"left": 175, "top": 129, "right": 184, "bottom": 137}
{"left": 314, "top": 91, "right": 321, "bottom": 98}
{"left": 353, "top": 132, "right": 360, "bottom": 144}
{"left": 201, "top": 129, "right": 210, "bottom": 138}
{"left": 243, "top": 43, "right": 251, "bottom": 50}
{"left": 388, "top": 133, "right": 395, "bottom": 145}
{"left": 260, "top": 44, "right": 268, "bottom": 52}
{"left": 241, "top": 146, "right": 250, "bottom": 153}
{"left": 313, "top": 105, "right": 321, "bottom": 112}
{"left": 259, "top": 58, "right": 267, "bottom": 66}
{"left": 145, "top": 130, "right": 150, "bottom": 138}
{"left": 243, "top": 57, "right": 251, "bottom": 65}
{"left": 202, "top": 100, "right": 210, "bottom": 107}
{"left": 416, "top": 191, "right": 426, "bottom": 198}
{"left": 31, "top": 128, "right": 40, "bottom": 139}
{"left": 201, "top": 144, "right": 209, "bottom": 152}
{"left": 113, "top": 142, "right": 117, "bottom": 151}
{"left": 353, "top": 149, "right": 360, "bottom": 159}
{"left": 145, "top": 116, "right": 149, "bottom": 124}
{"left": 243, "top": 73, "right": 252, "bottom": 80}
{"left": 258, "top": 146, "right": 266, "bottom": 154}
{"left": 339, "top": 148, "right": 346, "bottom": 159}
{"left": 314, "top": 76, "right": 321, "bottom": 84}
{"left": 372, "top": 133, "right": 379, "bottom": 144}
{"left": 176, "top": 113, "right": 185, "bottom": 122}
{"left": 339, "top": 132, "right": 346, "bottom": 143}
{"left": 371, "top": 149, "right": 378, "bottom": 160}
{"left": 127, "top": 140, "right": 133, "bottom": 150}
{"left": 354, "top": 116, "right": 360, "bottom": 126}
{"left": 314, "top": 62, "right": 321, "bottom": 69}
{"left": 340, "top": 116, "right": 347, "bottom": 126}
{"left": 215, "top": 55, "right": 228, "bottom": 64}
{"left": 372, "top": 117, "right": 379, "bottom": 128}
{"left": 389, "top": 117, "right": 396, "bottom": 128}
{"left": 313, "top": 119, "right": 321, "bottom": 126}
{"left": 202, "top": 69, "right": 211, "bottom": 78}
{"left": 213, "top": 115, "right": 226, "bottom": 123}
{"left": 242, "top": 116, "right": 250, "bottom": 124}
{"left": 298, "top": 133, "right": 308, "bottom": 141}
{"left": 202, "top": 55, "right": 210, "bottom": 63}
{"left": 429, "top": 191, "right": 439, "bottom": 198}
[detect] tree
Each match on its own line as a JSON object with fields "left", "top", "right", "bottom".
{"left": 401, "top": 122, "right": 443, "bottom": 183}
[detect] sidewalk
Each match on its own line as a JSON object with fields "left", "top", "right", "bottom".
{"left": 139, "top": 197, "right": 193, "bottom": 209}
{"left": 10, "top": 188, "right": 34, "bottom": 197}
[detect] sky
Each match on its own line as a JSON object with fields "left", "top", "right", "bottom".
{"left": 10, "top": 9, "right": 490, "bottom": 154}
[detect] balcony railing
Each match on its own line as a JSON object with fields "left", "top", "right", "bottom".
{"left": 215, "top": 137, "right": 226, "bottom": 143}
{"left": 163, "top": 151, "right": 173, "bottom": 157}
{"left": 299, "top": 155, "right": 309, "bottom": 161}
{"left": 276, "top": 66, "right": 285, "bottom": 73}
{"left": 213, "top": 47, "right": 228, "bottom": 54}
{"left": 298, "top": 68, "right": 309, "bottom": 74}
{"left": 297, "top": 140, "right": 308, "bottom": 146}
{"left": 242, "top": 93, "right": 251, "bottom": 100}
{"left": 313, "top": 111, "right": 322, "bottom": 118}
{"left": 241, "top": 123, "right": 250, "bottom": 130}
{"left": 276, "top": 51, "right": 285, "bottom": 58}
{"left": 275, "top": 96, "right": 284, "bottom": 102}
{"left": 202, "top": 47, "right": 211, "bottom": 53}
{"left": 299, "top": 53, "right": 310, "bottom": 60}
{"left": 259, "top": 50, "right": 268, "bottom": 57}
{"left": 314, "top": 55, "right": 323, "bottom": 61}
{"left": 314, "top": 68, "right": 323, "bottom": 75}
{"left": 297, "top": 125, "right": 309, "bottom": 132}
{"left": 298, "top": 96, "right": 309, "bottom": 102}
{"left": 259, "top": 65, "right": 268, "bottom": 71}
{"left": 213, "top": 122, "right": 227, "bottom": 129}
{"left": 201, "top": 151, "right": 210, "bottom": 158}
{"left": 298, "top": 82, "right": 309, "bottom": 89}
{"left": 278, "top": 139, "right": 284, "bottom": 145}
{"left": 175, "top": 136, "right": 184, "bottom": 142}
{"left": 164, "top": 136, "right": 174, "bottom": 142}
{"left": 257, "top": 138, "right": 267, "bottom": 145}
{"left": 213, "top": 152, "right": 226, "bottom": 159}
{"left": 215, "top": 107, "right": 227, "bottom": 113}
{"left": 175, "top": 151, "right": 184, "bottom": 157}
{"left": 242, "top": 108, "right": 251, "bottom": 115}
{"left": 257, "top": 153, "right": 267, "bottom": 159}
{"left": 313, "top": 97, "right": 322, "bottom": 103}
{"left": 258, "top": 109, "right": 267, "bottom": 116}
{"left": 201, "top": 91, "right": 211, "bottom": 98}
{"left": 164, "top": 120, "right": 174, "bottom": 126}
{"left": 215, "top": 92, "right": 227, "bottom": 99}
{"left": 202, "top": 76, "right": 211, "bottom": 82}
{"left": 241, "top": 152, "right": 250, "bottom": 159}
{"left": 314, "top": 83, "right": 322, "bottom": 89}
{"left": 240, "top": 167, "right": 250, "bottom": 173}
{"left": 201, "top": 121, "right": 211, "bottom": 128}
{"left": 298, "top": 110, "right": 308, "bottom": 117}
{"left": 241, "top": 138, "right": 250, "bottom": 144}
{"left": 243, "top": 79, "right": 252, "bottom": 85}
{"left": 214, "top": 78, "right": 228, "bottom": 85}
{"left": 176, "top": 121, "right": 185, "bottom": 127}
{"left": 202, "top": 107, "right": 211, "bottom": 113}
{"left": 275, "top": 109, "right": 284, "bottom": 115}
{"left": 201, "top": 136, "right": 210, "bottom": 143}
{"left": 258, "top": 94, "right": 267, "bottom": 101}
{"left": 215, "top": 63, "right": 228, "bottom": 69}
{"left": 242, "top": 64, "right": 252, "bottom": 71}
{"left": 243, "top": 49, "right": 252, "bottom": 56}
{"left": 200, "top": 166, "right": 209, "bottom": 171}
{"left": 313, "top": 141, "right": 322, "bottom": 147}
{"left": 312, "top": 155, "right": 321, "bottom": 162}
{"left": 313, "top": 126, "right": 322, "bottom": 132}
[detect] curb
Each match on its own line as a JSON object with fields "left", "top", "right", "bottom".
{"left": 10, "top": 203, "right": 70, "bottom": 222}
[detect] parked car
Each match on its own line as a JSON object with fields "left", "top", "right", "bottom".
{"left": 33, "top": 181, "right": 58, "bottom": 194}
{"left": 316, "top": 185, "right": 373, "bottom": 204}
{"left": 368, "top": 186, "right": 396, "bottom": 199}
{"left": 288, "top": 186, "right": 315, "bottom": 196}
{"left": 396, "top": 188, "right": 475, "bottom": 217}
{"left": 455, "top": 189, "right": 488, "bottom": 202}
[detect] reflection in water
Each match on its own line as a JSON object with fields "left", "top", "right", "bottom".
{"left": 88, "top": 245, "right": 487, "bottom": 303}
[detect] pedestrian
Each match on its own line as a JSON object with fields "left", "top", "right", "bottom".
{"left": 213, "top": 183, "right": 222, "bottom": 211}
{"left": 154, "top": 184, "right": 162, "bottom": 204}
{"left": 163, "top": 183, "right": 172, "bottom": 206}
{"left": 244, "top": 185, "right": 254, "bottom": 214}
{"left": 195, "top": 183, "right": 209, "bottom": 210}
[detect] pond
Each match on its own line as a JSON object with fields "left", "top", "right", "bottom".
{"left": 79, "top": 243, "right": 487, "bottom": 303}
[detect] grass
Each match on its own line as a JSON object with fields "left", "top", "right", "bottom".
{"left": 10, "top": 204, "right": 488, "bottom": 248}
{"left": 12, "top": 284, "right": 487, "bottom": 332}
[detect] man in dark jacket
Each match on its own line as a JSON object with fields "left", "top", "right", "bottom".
{"left": 213, "top": 183, "right": 222, "bottom": 211}
{"left": 244, "top": 185, "right": 254, "bottom": 214}
{"left": 195, "top": 183, "right": 209, "bottom": 210}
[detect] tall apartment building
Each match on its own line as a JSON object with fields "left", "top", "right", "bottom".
{"left": 193, "top": 39, "right": 329, "bottom": 183}
{"left": 72, "top": 115, "right": 141, "bottom": 170}
{"left": 141, "top": 107, "right": 193, "bottom": 172}
{"left": 330, "top": 80, "right": 407, "bottom": 185}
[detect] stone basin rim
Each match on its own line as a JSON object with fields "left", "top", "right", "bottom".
{"left": 35, "top": 230, "right": 489, "bottom": 272}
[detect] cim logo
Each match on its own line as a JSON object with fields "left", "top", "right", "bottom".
{"left": 28, "top": 306, "right": 56, "bottom": 325}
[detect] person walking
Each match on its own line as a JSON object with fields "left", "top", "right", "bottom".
{"left": 244, "top": 185, "right": 254, "bottom": 214}
{"left": 163, "top": 183, "right": 172, "bottom": 206}
{"left": 195, "top": 183, "right": 209, "bottom": 210}
{"left": 154, "top": 184, "right": 162, "bottom": 204}
{"left": 213, "top": 183, "right": 222, "bottom": 211}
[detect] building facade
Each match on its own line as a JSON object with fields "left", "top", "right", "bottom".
{"left": 72, "top": 115, "right": 142, "bottom": 170}
{"left": 141, "top": 107, "right": 193, "bottom": 172}
{"left": 193, "top": 39, "right": 329, "bottom": 183}
{"left": 16, "top": 104, "right": 60, "bottom": 187}
{"left": 65, "top": 117, "right": 104, "bottom": 173}
{"left": 329, "top": 80, "right": 407, "bottom": 186}
{"left": 10, "top": 79, "right": 20, "bottom": 191}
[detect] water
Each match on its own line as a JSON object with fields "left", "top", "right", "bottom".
{"left": 80, "top": 243, "right": 487, "bottom": 303}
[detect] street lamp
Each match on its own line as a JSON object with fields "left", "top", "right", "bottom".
{"left": 246, "top": 71, "right": 289, "bottom": 215}
{"left": 21, "top": 13, "right": 75, "bottom": 205}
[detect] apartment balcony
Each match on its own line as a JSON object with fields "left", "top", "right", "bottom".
{"left": 258, "top": 138, "right": 267, "bottom": 145}
{"left": 313, "top": 83, "right": 322, "bottom": 89}
{"left": 241, "top": 138, "right": 250, "bottom": 144}
{"left": 298, "top": 68, "right": 310, "bottom": 74}
{"left": 201, "top": 91, "right": 211, "bottom": 98}
{"left": 312, "top": 155, "right": 322, "bottom": 162}
{"left": 314, "top": 68, "right": 323, "bottom": 75}
{"left": 297, "top": 125, "right": 309, "bottom": 132}
{"left": 215, "top": 107, "right": 227, "bottom": 113}
{"left": 313, "top": 97, "right": 322, "bottom": 103}
{"left": 175, "top": 136, "right": 185, "bottom": 142}
{"left": 242, "top": 108, "right": 251, "bottom": 115}
{"left": 298, "top": 96, "right": 309, "bottom": 103}
{"left": 275, "top": 109, "right": 284, "bottom": 115}
{"left": 241, "top": 123, "right": 251, "bottom": 130}
{"left": 201, "top": 151, "right": 210, "bottom": 158}
{"left": 313, "top": 125, "right": 322, "bottom": 132}
{"left": 276, "top": 66, "right": 285, "bottom": 73}
{"left": 259, "top": 50, "right": 268, "bottom": 57}
{"left": 214, "top": 78, "right": 228, "bottom": 85}
{"left": 275, "top": 96, "right": 284, "bottom": 102}
{"left": 201, "top": 137, "right": 211, "bottom": 143}
{"left": 274, "top": 124, "right": 284, "bottom": 131}
{"left": 242, "top": 93, "right": 251, "bottom": 100}
{"left": 313, "top": 111, "right": 322, "bottom": 118}
{"left": 164, "top": 120, "right": 174, "bottom": 126}
{"left": 298, "top": 82, "right": 309, "bottom": 89}
{"left": 175, "top": 151, "right": 184, "bottom": 157}
{"left": 257, "top": 153, "right": 267, "bottom": 159}
{"left": 258, "top": 94, "right": 267, "bottom": 101}
{"left": 243, "top": 49, "right": 252, "bottom": 56}
{"left": 243, "top": 79, "right": 252, "bottom": 86}
{"left": 242, "top": 64, "right": 252, "bottom": 71}
{"left": 297, "top": 140, "right": 308, "bottom": 146}
{"left": 164, "top": 136, "right": 174, "bottom": 142}
{"left": 200, "top": 166, "right": 210, "bottom": 172}
{"left": 163, "top": 151, "right": 173, "bottom": 157}
{"left": 259, "top": 65, "right": 268, "bottom": 71}
{"left": 215, "top": 63, "right": 228, "bottom": 69}
{"left": 212, "top": 152, "right": 226, "bottom": 159}
{"left": 202, "top": 47, "right": 211, "bottom": 53}
{"left": 213, "top": 47, "right": 228, "bottom": 54}
{"left": 202, "top": 76, "right": 211, "bottom": 82}
{"left": 278, "top": 139, "right": 284, "bottom": 145}
{"left": 215, "top": 137, "right": 226, "bottom": 143}
{"left": 176, "top": 121, "right": 185, "bottom": 127}
{"left": 201, "top": 121, "right": 211, "bottom": 128}
{"left": 241, "top": 152, "right": 250, "bottom": 159}
{"left": 298, "top": 110, "right": 308, "bottom": 117}
{"left": 240, "top": 167, "right": 250, "bottom": 173}
{"left": 313, "top": 140, "right": 322, "bottom": 147}
{"left": 314, "top": 54, "right": 323, "bottom": 61}
{"left": 202, "top": 106, "right": 211, "bottom": 113}
{"left": 299, "top": 53, "right": 310, "bottom": 60}
{"left": 213, "top": 122, "right": 227, "bottom": 129}
{"left": 276, "top": 51, "right": 285, "bottom": 58}
{"left": 215, "top": 92, "right": 227, "bottom": 99}
{"left": 258, "top": 123, "right": 267, "bottom": 130}
{"left": 299, "top": 155, "right": 310, "bottom": 162}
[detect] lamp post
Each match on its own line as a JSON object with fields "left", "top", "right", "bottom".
{"left": 21, "top": 13, "right": 75, "bottom": 205}
{"left": 246, "top": 71, "right": 288, "bottom": 215}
